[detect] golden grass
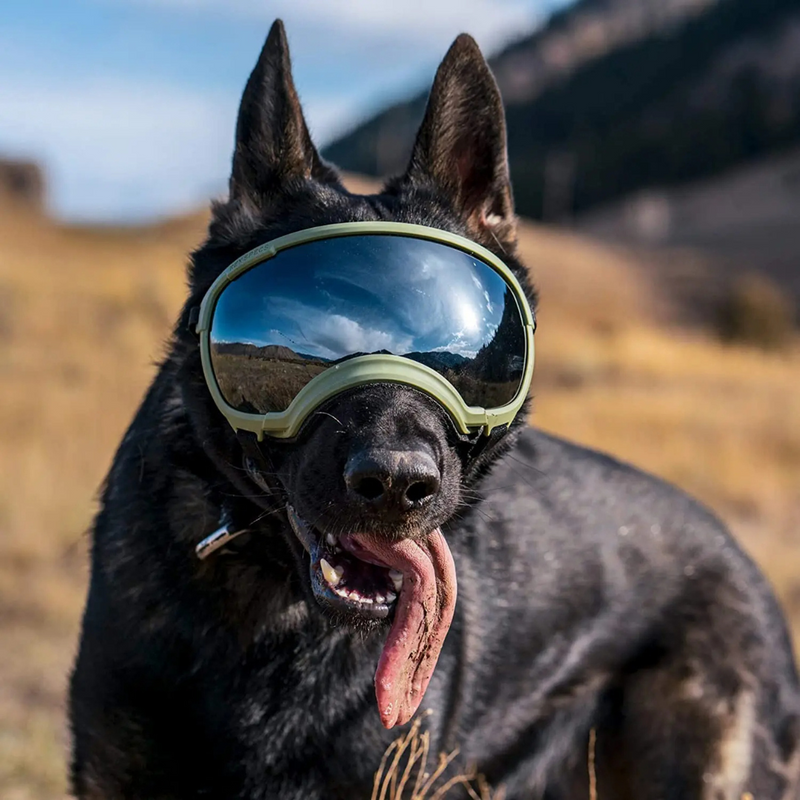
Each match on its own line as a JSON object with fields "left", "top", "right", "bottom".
{"left": 0, "top": 193, "right": 798, "bottom": 799}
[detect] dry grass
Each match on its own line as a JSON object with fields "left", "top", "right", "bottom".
{"left": 0, "top": 188, "right": 798, "bottom": 799}
{"left": 371, "top": 713, "right": 502, "bottom": 800}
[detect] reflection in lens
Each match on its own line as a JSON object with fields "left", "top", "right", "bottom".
{"left": 209, "top": 236, "right": 526, "bottom": 414}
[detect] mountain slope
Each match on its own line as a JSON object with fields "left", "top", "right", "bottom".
{"left": 576, "top": 144, "right": 800, "bottom": 317}
{"left": 324, "top": 0, "right": 800, "bottom": 220}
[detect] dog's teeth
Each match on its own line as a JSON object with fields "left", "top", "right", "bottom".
{"left": 389, "top": 570, "right": 403, "bottom": 592}
{"left": 334, "top": 565, "right": 344, "bottom": 579}
{"left": 348, "top": 591, "right": 360, "bottom": 601}
{"left": 386, "top": 591, "right": 397, "bottom": 603}
{"left": 326, "top": 533, "right": 336, "bottom": 547}
{"left": 363, "top": 597, "right": 374, "bottom": 604}
{"left": 320, "top": 558, "right": 341, "bottom": 587}
{"left": 375, "top": 593, "right": 386, "bottom": 604}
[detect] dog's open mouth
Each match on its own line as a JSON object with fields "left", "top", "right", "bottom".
{"left": 287, "top": 505, "right": 457, "bottom": 728}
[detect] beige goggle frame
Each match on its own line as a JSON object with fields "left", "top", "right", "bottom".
{"left": 196, "top": 222, "right": 536, "bottom": 440}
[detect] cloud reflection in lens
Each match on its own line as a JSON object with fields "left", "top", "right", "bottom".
{"left": 209, "top": 236, "right": 526, "bottom": 414}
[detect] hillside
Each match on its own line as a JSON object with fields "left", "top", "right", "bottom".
{"left": 577, "top": 144, "right": 800, "bottom": 317}
{"left": 0, "top": 182, "right": 798, "bottom": 798}
{"left": 324, "top": 0, "right": 800, "bottom": 221}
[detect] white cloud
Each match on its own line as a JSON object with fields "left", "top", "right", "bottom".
{"left": 123, "top": 0, "right": 539, "bottom": 52}
{"left": 265, "top": 297, "right": 415, "bottom": 358}
{"left": 311, "top": 313, "right": 414, "bottom": 359}
{"left": 0, "top": 78, "right": 237, "bottom": 221}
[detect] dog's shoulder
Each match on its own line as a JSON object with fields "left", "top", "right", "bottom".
{"left": 475, "top": 426, "right": 785, "bottom": 633}
{"left": 484, "top": 425, "right": 726, "bottom": 542}
{"left": 459, "top": 427, "right": 800, "bottom": 719}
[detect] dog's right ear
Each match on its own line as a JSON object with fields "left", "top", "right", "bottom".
{"left": 222, "top": 20, "right": 340, "bottom": 218}
{"left": 399, "top": 34, "right": 516, "bottom": 250}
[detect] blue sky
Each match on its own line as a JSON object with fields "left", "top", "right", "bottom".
{"left": 0, "top": 0, "right": 571, "bottom": 222}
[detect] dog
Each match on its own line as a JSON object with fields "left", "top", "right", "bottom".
{"left": 69, "top": 20, "right": 800, "bottom": 799}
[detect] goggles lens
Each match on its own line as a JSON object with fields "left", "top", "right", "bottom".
{"left": 209, "top": 235, "right": 527, "bottom": 415}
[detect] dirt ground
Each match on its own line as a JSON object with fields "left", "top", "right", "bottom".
{"left": 0, "top": 188, "right": 797, "bottom": 798}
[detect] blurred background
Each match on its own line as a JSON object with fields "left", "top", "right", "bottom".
{"left": 1, "top": 0, "right": 798, "bottom": 797}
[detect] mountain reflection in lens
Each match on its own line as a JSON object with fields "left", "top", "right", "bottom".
{"left": 209, "top": 236, "right": 526, "bottom": 414}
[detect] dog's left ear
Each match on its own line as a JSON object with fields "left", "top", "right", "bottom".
{"left": 402, "top": 34, "right": 516, "bottom": 248}
{"left": 227, "top": 20, "right": 340, "bottom": 214}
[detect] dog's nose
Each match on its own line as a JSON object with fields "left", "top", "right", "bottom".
{"left": 344, "top": 449, "right": 441, "bottom": 512}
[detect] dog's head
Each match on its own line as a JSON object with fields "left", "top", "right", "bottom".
{"left": 173, "top": 20, "right": 536, "bottom": 727}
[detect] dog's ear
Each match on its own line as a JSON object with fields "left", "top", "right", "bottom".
{"left": 226, "top": 19, "right": 340, "bottom": 213}
{"left": 403, "top": 35, "right": 516, "bottom": 248}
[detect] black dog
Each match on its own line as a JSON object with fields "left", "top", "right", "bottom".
{"left": 69, "top": 21, "right": 800, "bottom": 799}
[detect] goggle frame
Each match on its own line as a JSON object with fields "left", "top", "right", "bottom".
{"left": 196, "top": 221, "right": 536, "bottom": 440}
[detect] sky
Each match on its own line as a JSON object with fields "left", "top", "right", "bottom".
{"left": 0, "top": 0, "right": 571, "bottom": 222}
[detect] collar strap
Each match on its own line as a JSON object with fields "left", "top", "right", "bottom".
{"left": 195, "top": 507, "right": 251, "bottom": 560}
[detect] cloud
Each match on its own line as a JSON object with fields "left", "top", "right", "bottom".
{"left": 0, "top": 78, "right": 237, "bottom": 220}
{"left": 122, "top": 0, "right": 539, "bottom": 53}
{"left": 310, "top": 313, "right": 415, "bottom": 359}
{"left": 262, "top": 296, "right": 415, "bottom": 359}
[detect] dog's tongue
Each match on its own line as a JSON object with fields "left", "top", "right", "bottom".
{"left": 351, "top": 529, "right": 457, "bottom": 729}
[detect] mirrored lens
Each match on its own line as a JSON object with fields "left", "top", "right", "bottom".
{"left": 209, "top": 236, "right": 526, "bottom": 414}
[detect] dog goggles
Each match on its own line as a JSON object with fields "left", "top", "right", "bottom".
{"left": 195, "top": 222, "right": 535, "bottom": 439}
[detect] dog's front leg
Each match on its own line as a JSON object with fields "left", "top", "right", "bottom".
{"left": 597, "top": 647, "right": 800, "bottom": 799}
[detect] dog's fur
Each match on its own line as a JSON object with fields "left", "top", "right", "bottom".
{"left": 69, "top": 21, "right": 800, "bottom": 800}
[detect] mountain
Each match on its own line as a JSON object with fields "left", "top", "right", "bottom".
{"left": 576, "top": 144, "right": 800, "bottom": 317}
{"left": 213, "top": 342, "right": 330, "bottom": 364}
{"left": 324, "top": 0, "right": 800, "bottom": 220}
{"left": 404, "top": 350, "right": 470, "bottom": 371}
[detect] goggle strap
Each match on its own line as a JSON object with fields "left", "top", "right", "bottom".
{"left": 237, "top": 429, "right": 274, "bottom": 475}
{"left": 186, "top": 305, "right": 200, "bottom": 335}
{"left": 466, "top": 424, "right": 508, "bottom": 464}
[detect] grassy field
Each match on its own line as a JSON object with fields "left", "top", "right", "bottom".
{"left": 0, "top": 187, "right": 798, "bottom": 799}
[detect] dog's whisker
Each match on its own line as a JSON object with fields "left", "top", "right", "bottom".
{"left": 249, "top": 506, "right": 290, "bottom": 527}
{"left": 310, "top": 410, "right": 346, "bottom": 430}
{"left": 502, "top": 453, "right": 548, "bottom": 478}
